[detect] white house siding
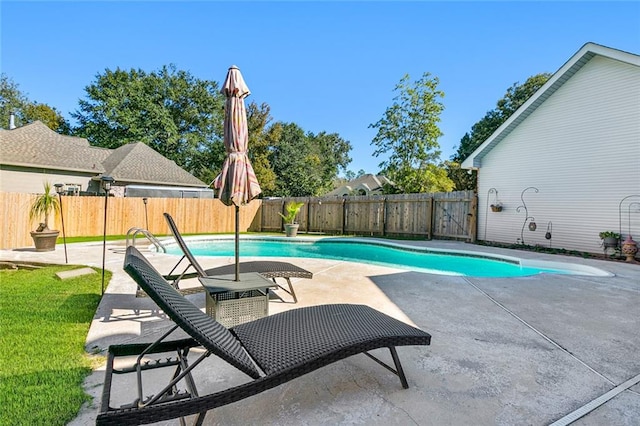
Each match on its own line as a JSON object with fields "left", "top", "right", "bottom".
{"left": 0, "top": 167, "right": 94, "bottom": 194}
{"left": 477, "top": 56, "right": 640, "bottom": 254}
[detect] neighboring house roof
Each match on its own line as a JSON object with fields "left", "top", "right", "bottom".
{"left": 327, "top": 174, "right": 394, "bottom": 196}
{"left": 102, "top": 142, "right": 206, "bottom": 187}
{"left": 0, "top": 120, "right": 208, "bottom": 187}
{"left": 461, "top": 42, "right": 640, "bottom": 169}
{"left": 0, "top": 121, "right": 109, "bottom": 173}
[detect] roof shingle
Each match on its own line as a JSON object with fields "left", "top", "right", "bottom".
{"left": 0, "top": 121, "right": 207, "bottom": 187}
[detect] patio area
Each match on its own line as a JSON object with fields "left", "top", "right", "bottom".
{"left": 2, "top": 239, "right": 639, "bottom": 425}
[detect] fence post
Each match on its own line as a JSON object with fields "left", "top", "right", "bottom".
{"left": 428, "top": 197, "right": 434, "bottom": 240}
{"left": 468, "top": 193, "right": 478, "bottom": 242}
{"left": 341, "top": 198, "right": 346, "bottom": 235}
{"left": 382, "top": 197, "right": 387, "bottom": 237}
{"left": 306, "top": 197, "right": 311, "bottom": 233}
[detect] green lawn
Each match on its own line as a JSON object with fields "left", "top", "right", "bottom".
{"left": 0, "top": 265, "right": 107, "bottom": 426}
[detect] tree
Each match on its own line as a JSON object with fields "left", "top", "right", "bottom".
{"left": 270, "top": 123, "right": 315, "bottom": 197}
{"left": 449, "top": 73, "right": 551, "bottom": 190}
{"left": 0, "top": 73, "right": 70, "bottom": 133}
{"left": 370, "top": 72, "right": 453, "bottom": 193}
{"left": 307, "top": 131, "right": 352, "bottom": 194}
{"left": 72, "top": 65, "right": 226, "bottom": 182}
{"left": 342, "top": 169, "right": 366, "bottom": 181}
{"left": 23, "top": 103, "right": 71, "bottom": 134}
{"left": 269, "top": 123, "right": 352, "bottom": 197}
{"left": 247, "top": 101, "right": 279, "bottom": 194}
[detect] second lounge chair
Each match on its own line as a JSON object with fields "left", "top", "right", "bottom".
{"left": 163, "top": 213, "right": 312, "bottom": 302}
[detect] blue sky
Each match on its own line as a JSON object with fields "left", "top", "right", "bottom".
{"left": 2, "top": 1, "right": 639, "bottom": 175}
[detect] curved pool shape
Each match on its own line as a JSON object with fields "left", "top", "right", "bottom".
{"left": 162, "top": 237, "right": 612, "bottom": 278}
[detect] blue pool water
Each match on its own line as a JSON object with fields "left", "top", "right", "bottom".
{"left": 165, "top": 238, "right": 578, "bottom": 278}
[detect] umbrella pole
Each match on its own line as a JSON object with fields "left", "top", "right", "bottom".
{"left": 235, "top": 205, "right": 240, "bottom": 281}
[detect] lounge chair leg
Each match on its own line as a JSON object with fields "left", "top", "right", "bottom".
{"left": 272, "top": 277, "right": 298, "bottom": 303}
{"left": 363, "top": 347, "right": 410, "bottom": 389}
{"left": 179, "top": 412, "right": 206, "bottom": 426}
{"left": 389, "top": 347, "right": 409, "bottom": 389}
{"left": 285, "top": 278, "right": 298, "bottom": 303}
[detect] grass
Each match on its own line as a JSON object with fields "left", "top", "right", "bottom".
{"left": 0, "top": 265, "right": 107, "bottom": 426}
{"left": 59, "top": 231, "right": 281, "bottom": 244}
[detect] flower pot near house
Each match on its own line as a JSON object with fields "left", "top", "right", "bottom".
{"left": 29, "top": 182, "right": 60, "bottom": 251}
{"left": 599, "top": 231, "right": 620, "bottom": 249}
{"left": 490, "top": 203, "right": 503, "bottom": 212}
{"left": 279, "top": 201, "right": 304, "bottom": 237}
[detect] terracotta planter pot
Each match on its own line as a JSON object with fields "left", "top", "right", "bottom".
{"left": 30, "top": 230, "right": 60, "bottom": 252}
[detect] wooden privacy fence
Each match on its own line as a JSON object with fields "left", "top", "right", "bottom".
{"left": 1, "top": 191, "right": 476, "bottom": 250}
{"left": 261, "top": 191, "right": 477, "bottom": 240}
{"left": 0, "top": 192, "right": 261, "bottom": 250}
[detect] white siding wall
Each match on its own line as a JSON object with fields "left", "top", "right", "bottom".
{"left": 0, "top": 169, "right": 93, "bottom": 194}
{"left": 478, "top": 56, "right": 640, "bottom": 253}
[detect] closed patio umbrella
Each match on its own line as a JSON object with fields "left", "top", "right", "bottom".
{"left": 214, "top": 65, "right": 261, "bottom": 281}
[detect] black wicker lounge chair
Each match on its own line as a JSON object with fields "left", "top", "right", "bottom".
{"left": 97, "top": 246, "right": 431, "bottom": 425}
{"left": 163, "top": 212, "right": 312, "bottom": 302}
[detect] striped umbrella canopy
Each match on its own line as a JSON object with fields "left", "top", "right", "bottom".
{"left": 214, "top": 65, "right": 261, "bottom": 280}
{"left": 214, "top": 65, "right": 262, "bottom": 206}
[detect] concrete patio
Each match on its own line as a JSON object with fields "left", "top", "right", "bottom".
{"left": 2, "top": 239, "right": 639, "bottom": 425}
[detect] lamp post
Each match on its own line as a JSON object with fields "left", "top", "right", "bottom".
{"left": 142, "top": 197, "right": 149, "bottom": 230}
{"left": 101, "top": 176, "right": 114, "bottom": 295}
{"left": 54, "top": 183, "right": 68, "bottom": 264}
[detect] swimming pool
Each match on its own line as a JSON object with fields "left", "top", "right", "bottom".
{"left": 162, "top": 237, "right": 611, "bottom": 278}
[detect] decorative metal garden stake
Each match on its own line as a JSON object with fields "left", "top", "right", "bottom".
{"left": 54, "top": 183, "right": 68, "bottom": 264}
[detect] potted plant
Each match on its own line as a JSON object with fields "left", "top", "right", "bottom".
{"left": 279, "top": 201, "right": 304, "bottom": 237}
{"left": 599, "top": 231, "right": 620, "bottom": 249}
{"left": 490, "top": 202, "right": 503, "bottom": 212}
{"left": 29, "top": 182, "right": 61, "bottom": 251}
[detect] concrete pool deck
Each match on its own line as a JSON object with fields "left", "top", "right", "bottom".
{"left": 2, "top": 239, "right": 639, "bottom": 425}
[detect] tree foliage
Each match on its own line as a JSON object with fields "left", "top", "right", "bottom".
{"left": 247, "top": 101, "right": 279, "bottom": 194}
{"left": 343, "top": 169, "right": 366, "bottom": 181}
{"left": 370, "top": 72, "right": 453, "bottom": 193}
{"left": 449, "top": 73, "right": 551, "bottom": 190}
{"left": 71, "top": 65, "right": 226, "bottom": 181}
{"left": 308, "top": 131, "right": 352, "bottom": 193}
{"left": 269, "top": 123, "right": 352, "bottom": 197}
{"left": 0, "top": 73, "right": 70, "bottom": 133}
{"left": 3, "top": 67, "right": 354, "bottom": 195}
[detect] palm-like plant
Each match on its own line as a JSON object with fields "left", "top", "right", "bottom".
{"left": 278, "top": 201, "right": 304, "bottom": 224}
{"left": 29, "top": 182, "right": 60, "bottom": 231}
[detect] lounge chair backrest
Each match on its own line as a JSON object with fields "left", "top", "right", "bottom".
{"left": 123, "top": 246, "right": 261, "bottom": 379}
{"left": 163, "top": 213, "right": 207, "bottom": 277}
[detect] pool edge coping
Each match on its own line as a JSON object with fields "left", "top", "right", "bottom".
{"left": 156, "top": 235, "right": 615, "bottom": 278}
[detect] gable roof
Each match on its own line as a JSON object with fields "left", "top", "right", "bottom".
{"left": 102, "top": 142, "right": 206, "bottom": 187}
{"left": 0, "top": 120, "right": 208, "bottom": 187}
{"left": 461, "top": 42, "right": 640, "bottom": 169}
{"left": 326, "top": 174, "right": 394, "bottom": 196}
{"left": 0, "top": 121, "right": 109, "bottom": 173}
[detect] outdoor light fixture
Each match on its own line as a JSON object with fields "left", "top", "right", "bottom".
{"left": 101, "top": 176, "right": 114, "bottom": 192}
{"left": 100, "top": 176, "right": 114, "bottom": 295}
{"left": 143, "top": 197, "right": 149, "bottom": 230}
{"left": 54, "top": 183, "right": 68, "bottom": 264}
